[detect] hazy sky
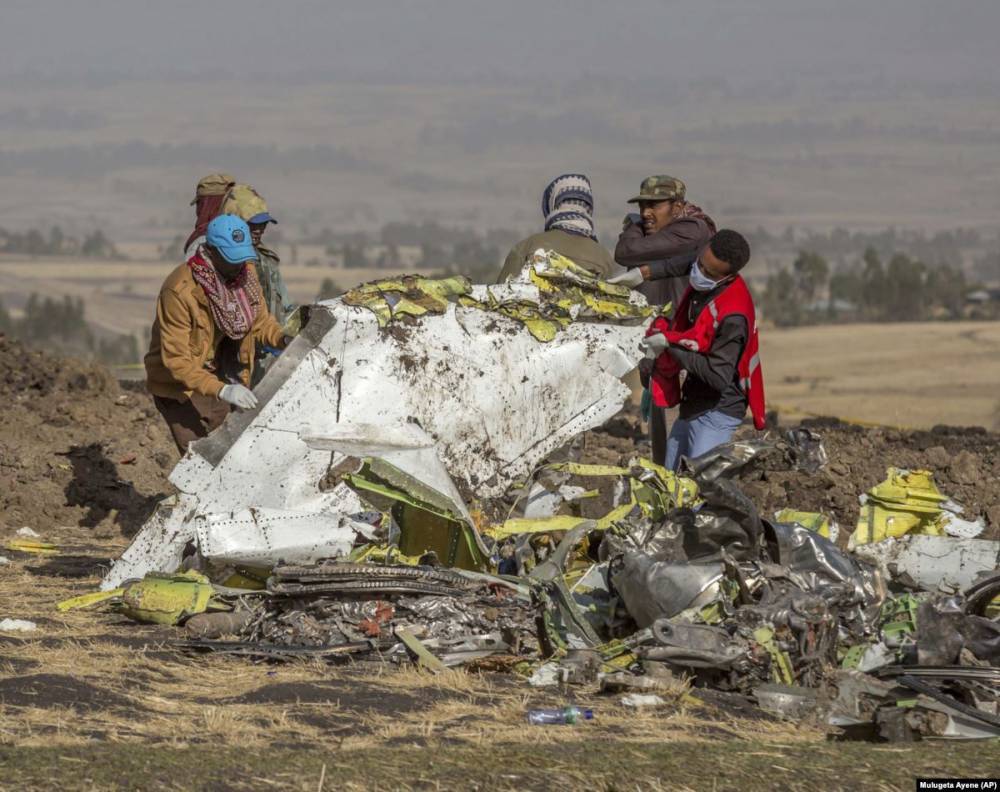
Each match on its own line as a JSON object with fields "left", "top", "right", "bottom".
{"left": 2, "top": 1, "right": 1000, "bottom": 238}
{"left": 3, "top": 0, "right": 999, "bottom": 87}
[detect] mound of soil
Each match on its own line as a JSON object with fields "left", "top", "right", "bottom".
{"left": 584, "top": 408, "right": 1000, "bottom": 540}
{"left": 738, "top": 418, "right": 1000, "bottom": 540}
{"left": 0, "top": 335, "right": 176, "bottom": 537}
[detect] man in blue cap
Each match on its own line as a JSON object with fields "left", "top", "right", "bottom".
{"left": 222, "top": 184, "right": 297, "bottom": 385}
{"left": 145, "top": 214, "right": 289, "bottom": 453}
{"left": 222, "top": 184, "right": 295, "bottom": 326}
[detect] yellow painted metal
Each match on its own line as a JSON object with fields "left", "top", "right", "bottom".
{"left": 486, "top": 515, "right": 591, "bottom": 541}
{"left": 852, "top": 468, "right": 950, "bottom": 545}
{"left": 120, "top": 570, "right": 219, "bottom": 626}
{"left": 6, "top": 538, "right": 58, "bottom": 555}
{"left": 775, "top": 509, "right": 834, "bottom": 539}
{"left": 56, "top": 589, "right": 124, "bottom": 612}
{"left": 342, "top": 275, "right": 472, "bottom": 327}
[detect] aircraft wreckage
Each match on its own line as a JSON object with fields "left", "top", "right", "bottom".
{"left": 81, "top": 251, "right": 999, "bottom": 742}
{"left": 104, "top": 251, "right": 652, "bottom": 587}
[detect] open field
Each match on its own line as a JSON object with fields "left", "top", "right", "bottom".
{"left": 762, "top": 320, "right": 1000, "bottom": 430}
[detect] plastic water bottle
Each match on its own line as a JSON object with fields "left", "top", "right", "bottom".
{"left": 527, "top": 706, "right": 594, "bottom": 725}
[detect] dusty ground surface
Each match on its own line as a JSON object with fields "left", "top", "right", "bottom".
{"left": 735, "top": 419, "right": 1000, "bottom": 542}
{"left": 1, "top": 336, "right": 998, "bottom": 789}
{"left": 0, "top": 335, "right": 177, "bottom": 536}
{"left": 760, "top": 320, "right": 1000, "bottom": 431}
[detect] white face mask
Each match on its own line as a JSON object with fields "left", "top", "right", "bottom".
{"left": 689, "top": 260, "right": 720, "bottom": 292}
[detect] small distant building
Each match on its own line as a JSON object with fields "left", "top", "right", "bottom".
{"left": 806, "top": 297, "right": 858, "bottom": 314}
{"left": 965, "top": 288, "right": 1000, "bottom": 304}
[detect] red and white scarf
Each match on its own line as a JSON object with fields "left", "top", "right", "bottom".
{"left": 186, "top": 247, "right": 262, "bottom": 340}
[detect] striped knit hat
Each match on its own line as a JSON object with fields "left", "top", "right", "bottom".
{"left": 542, "top": 174, "right": 596, "bottom": 240}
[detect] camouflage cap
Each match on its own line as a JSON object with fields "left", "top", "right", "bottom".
{"left": 627, "top": 175, "right": 686, "bottom": 204}
{"left": 221, "top": 184, "right": 277, "bottom": 225}
{"left": 190, "top": 172, "right": 236, "bottom": 205}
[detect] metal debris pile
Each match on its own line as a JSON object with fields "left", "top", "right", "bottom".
{"left": 62, "top": 256, "right": 999, "bottom": 742}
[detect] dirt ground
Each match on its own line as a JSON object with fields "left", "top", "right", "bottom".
{"left": 0, "top": 335, "right": 178, "bottom": 538}
{"left": 1, "top": 336, "right": 998, "bottom": 789}
{"left": 735, "top": 419, "right": 1000, "bottom": 542}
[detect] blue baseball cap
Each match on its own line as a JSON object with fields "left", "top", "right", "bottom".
{"left": 206, "top": 215, "right": 258, "bottom": 265}
{"left": 248, "top": 211, "right": 277, "bottom": 225}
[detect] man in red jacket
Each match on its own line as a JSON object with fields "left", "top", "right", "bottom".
{"left": 640, "top": 229, "right": 765, "bottom": 470}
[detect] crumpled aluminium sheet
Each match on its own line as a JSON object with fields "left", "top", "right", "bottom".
{"left": 611, "top": 551, "right": 724, "bottom": 628}
{"left": 764, "top": 520, "right": 883, "bottom": 605}
{"left": 104, "top": 278, "right": 646, "bottom": 589}
{"left": 241, "top": 563, "right": 538, "bottom": 665}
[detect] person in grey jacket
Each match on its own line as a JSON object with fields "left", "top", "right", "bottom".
{"left": 609, "top": 174, "right": 717, "bottom": 466}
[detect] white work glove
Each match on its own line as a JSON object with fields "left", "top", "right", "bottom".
{"left": 608, "top": 268, "right": 645, "bottom": 288}
{"left": 219, "top": 383, "right": 258, "bottom": 410}
{"left": 639, "top": 332, "right": 669, "bottom": 360}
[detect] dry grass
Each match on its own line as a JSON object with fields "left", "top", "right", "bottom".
{"left": 761, "top": 320, "right": 1000, "bottom": 430}
{"left": 0, "top": 527, "right": 822, "bottom": 755}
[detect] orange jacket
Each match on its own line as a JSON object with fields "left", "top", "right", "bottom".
{"left": 144, "top": 263, "right": 285, "bottom": 401}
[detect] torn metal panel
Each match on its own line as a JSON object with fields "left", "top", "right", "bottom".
{"left": 783, "top": 428, "right": 828, "bottom": 473}
{"left": 105, "top": 266, "right": 647, "bottom": 588}
{"left": 102, "top": 495, "right": 199, "bottom": 590}
{"left": 773, "top": 509, "right": 839, "bottom": 543}
{"left": 640, "top": 621, "right": 749, "bottom": 670}
{"left": 965, "top": 572, "right": 1000, "bottom": 618}
{"left": 177, "top": 639, "right": 374, "bottom": 660}
{"left": 396, "top": 626, "right": 448, "bottom": 673}
{"left": 915, "top": 596, "right": 1000, "bottom": 665}
{"left": 764, "top": 520, "right": 883, "bottom": 606}
{"left": 195, "top": 506, "right": 373, "bottom": 567}
{"left": 851, "top": 468, "right": 952, "bottom": 546}
{"left": 304, "top": 425, "right": 473, "bottom": 526}
{"left": 680, "top": 439, "right": 776, "bottom": 482}
{"left": 267, "top": 562, "right": 477, "bottom": 597}
{"left": 852, "top": 535, "right": 999, "bottom": 593}
{"left": 753, "top": 684, "right": 819, "bottom": 720}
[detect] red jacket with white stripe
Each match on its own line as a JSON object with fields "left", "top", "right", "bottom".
{"left": 645, "top": 275, "right": 766, "bottom": 430}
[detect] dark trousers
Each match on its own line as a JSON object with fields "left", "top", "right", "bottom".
{"left": 153, "top": 393, "right": 231, "bottom": 454}
{"left": 650, "top": 404, "right": 668, "bottom": 467}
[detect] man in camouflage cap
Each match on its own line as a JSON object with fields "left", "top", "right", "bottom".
{"left": 610, "top": 174, "right": 717, "bottom": 465}
{"left": 222, "top": 184, "right": 297, "bottom": 384}
{"left": 612, "top": 175, "right": 717, "bottom": 298}
{"left": 628, "top": 175, "right": 687, "bottom": 205}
